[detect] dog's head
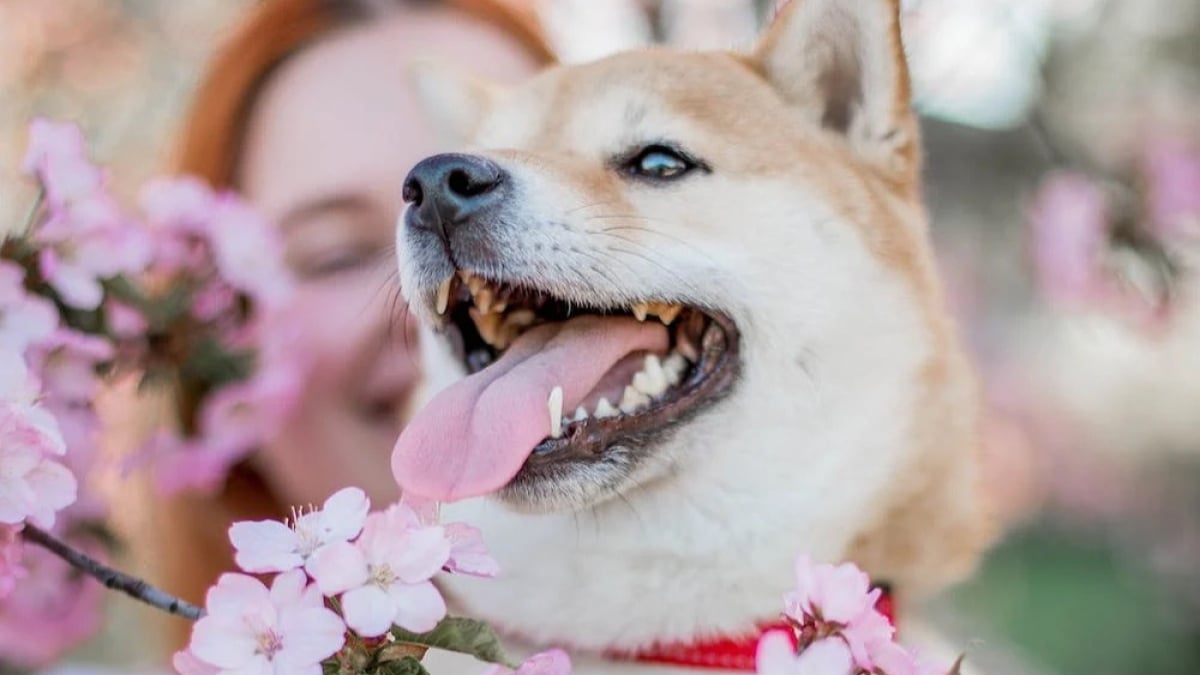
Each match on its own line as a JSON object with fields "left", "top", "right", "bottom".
{"left": 393, "top": 0, "right": 989, "bottom": 591}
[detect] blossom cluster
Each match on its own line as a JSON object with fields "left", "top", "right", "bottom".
{"left": 175, "top": 488, "right": 570, "bottom": 675}
{"left": 1028, "top": 134, "right": 1200, "bottom": 331}
{"left": 0, "top": 118, "right": 302, "bottom": 669}
{"left": 756, "top": 556, "right": 948, "bottom": 675}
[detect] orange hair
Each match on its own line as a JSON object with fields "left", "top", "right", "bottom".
{"left": 149, "top": 0, "right": 554, "bottom": 654}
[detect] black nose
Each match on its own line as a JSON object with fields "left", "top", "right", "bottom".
{"left": 402, "top": 153, "right": 506, "bottom": 241}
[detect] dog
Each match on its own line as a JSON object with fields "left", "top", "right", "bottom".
{"left": 392, "top": 0, "right": 997, "bottom": 671}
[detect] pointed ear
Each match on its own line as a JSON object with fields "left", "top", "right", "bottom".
{"left": 754, "top": 0, "right": 918, "bottom": 180}
{"left": 407, "top": 59, "right": 507, "bottom": 148}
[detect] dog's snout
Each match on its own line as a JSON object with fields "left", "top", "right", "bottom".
{"left": 403, "top": 153, "right": 507, "bottom": 241}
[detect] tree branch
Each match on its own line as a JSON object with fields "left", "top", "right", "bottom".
{"left": 21, "top": 524, "right": 205, "bottom": 621}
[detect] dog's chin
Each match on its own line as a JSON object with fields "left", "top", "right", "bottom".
{"left": 421, "top": 269, "right": 742, "bottom": 514}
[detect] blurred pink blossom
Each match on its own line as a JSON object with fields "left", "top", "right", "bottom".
{"left": 28, "top": 329, "right": 113, "bottom": 401}
{"left": 21, "top": 118, "right": 88, "bottom": 178}
{"left": 310, "top": 505, "right": 451, "bottom": 636}
{"left": 208, "top": 197, "right": 293, "bottom": 308}
{"left": 190, "top": 281, "right": 237, "bottom": 322}
{"left": 786, "top": 555, "right": 882, "bottom": 626}
{"left": 139, "top": 431, "right": 242, "bottom": 497}
{"left": 0, "top": 401, "right": 76, "bottom": 528}
{"left": 483, "top": 649, "right": 573, "bottom": 675}
{"left": 36, "top": 194, "right": 151, "bottom": 310}
{"left": 0, "top": 537, "right": 104, "bottom": 670}
{"left": 140, "top": 176, "right": 217, "bottom": 235}
{"left": 0, "top": 261, "right": 58, "bottom": 353}
{"left": 188, "top": 570, "right": 345, "bottom": 675}
{"left": 1142, "top": 136, "right": 1200, "bottom": 239}
{"left": 0, "top": 524, "right": 25, "bottom": 600}
{"left": 444, "top": 523, "right": 501, "bottom": 577}
{"left": 104, "top": 299, "right": 148, "bottom": 339}
{"left": 1028, "top": 172, "right": 1110, "bottom": 309}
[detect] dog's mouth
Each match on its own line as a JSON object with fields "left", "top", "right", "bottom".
{"left": 391, "top": 268, "right": 740, "bottom": 505}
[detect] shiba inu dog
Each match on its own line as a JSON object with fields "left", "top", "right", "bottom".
{"left": 392, "top": 0, "right": 997, "bottom": 671}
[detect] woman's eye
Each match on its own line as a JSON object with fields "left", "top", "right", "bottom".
{"left": 297, "top": 247, "right": 377, "bottom": 279}
{"left": 626, "top": 145, "right": 696, "bottom": 181}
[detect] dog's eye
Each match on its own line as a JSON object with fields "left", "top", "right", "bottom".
{"left": 625, "top": 145, "right": 696, "bottom": 181}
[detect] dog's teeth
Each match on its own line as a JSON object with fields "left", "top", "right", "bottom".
{"left": 493, "top": 300, "right": 508, "bottom": 313}
{"left": 436, "top": 279, "right": 452, "bottom": 315}
{"left": 548, "top": 386, "right": 563, "bottom": 438}
{"left": 505, "top": 309, "right": 537, "bottom": 328}
{"left": 476, "top": 287, "right": 496, "bottom": 313}
{"left": 467, "top": 276, "right": 486, "bottom": 295}
{"left": 470, "top": 308, "right": 504, "bottom": 347}
{"left": 644, "top": 355, "right": 666, "bottom": 382}
{"left": 632, "top": 303, "right": 649, "bottom": 322}
{"left": 632, "top": 369, "right": 666, "bottom": 397}
{"left": 620, "top": 385, "right": 650, "bottom": 413}
{"left": 646, "top": 302, "right": 682, "bottom": 325}
{"left": 594, "top": 398, "right": 617, "bottom": 418}
{"left": 573, "top": 406, "right": 588, "bottom": 422}
{"left": 663, "top": 352, "right": 688, "bottom": 385}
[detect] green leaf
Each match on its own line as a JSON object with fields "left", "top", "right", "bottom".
{"left": 374, "top": 657, "right": 430, "bottom": 675}
{"left": 389, "top": 617, "right": 513, "bottom": 667}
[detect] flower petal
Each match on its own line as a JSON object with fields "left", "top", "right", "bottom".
{"left": 189, "top": 615, "right": 259, "bottom": 669}
{"left": 755, "top": 630, "right": 800, "bottom": 675}
{"left": 309, "top": 541, "right": 368, "bottom": 596}
{"left": 269, "top": 569, "right": 310, "bottom": 610}
{"left": 340, "top": 585, "right": 395, "bottom": 638}
{"left": 794, "top": 638, "right": 854, "bottom": 675}
{"left": 205, "top": 573, "right": 271, "bottom": 620}
{"left": 386, "top": 580, "right": 446, "bottom": 633}
{"left": 277, "top": 606, "right": 346, "bottom": 665}
{"left": 389, "top": 526, "right": 451, "bottom": 583}
{"left": 229, "top": 520, "right": 301, "bottom": 573}
{"left": 317, "top": 487, "right": 370, "bottom": 543}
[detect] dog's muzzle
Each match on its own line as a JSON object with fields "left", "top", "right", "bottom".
{"left": 402, "top": 153, "right": 508, "bottom": 247}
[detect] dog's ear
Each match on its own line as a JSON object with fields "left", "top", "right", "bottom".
{"left": 408, "top": 59, "right": 506, "bottom": 148}
{"left": 754, "top": 0, "right": 917, "bottom": 181}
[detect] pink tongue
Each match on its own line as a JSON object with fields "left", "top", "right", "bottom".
{"left": 391, "top": 316, "right": 669, "bottom": 502}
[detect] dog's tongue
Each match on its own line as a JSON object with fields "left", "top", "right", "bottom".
{"left": 392, "top": 316, "right": 668, "bottom": 502}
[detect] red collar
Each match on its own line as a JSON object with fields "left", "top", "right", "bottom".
{"left": 604, "top": 586, "right": 895, "bottom": 671}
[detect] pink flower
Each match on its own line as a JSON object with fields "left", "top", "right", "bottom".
{"left": 0, "top": 537, "right": 104, "bottom": 670}
{"left": 0, "top": 261, "right": 58, "bottom": 353}
{"left": 444, "top": 523, "right": 501, "bottom": 577}
{"left": 21, "top": 118, "right": 88, "bottom": 179}
{"left": 0, "top": 401, "right": 76, "bottom": 528}
{"left": 483, "top": 649, "right": 573, "bottom": 675}
{"left": 139, "top": 432, "right": 242, "bottom": 497}
{"left": 229, "top": 487, "right": 370, "bottom": 574}
{"left": 104, "top": 299, "right": 148, "bottom": 338}
{"left": 1027, "top": 172, "right": 1110, "bottom": 309}
{"left": 0, "top": 524, "right": 25, "bottom": 600}
{"left": 311, "top": 505, "right": 451, "bottom": 636}
{"left": 1142, "top": 136, "right": 1200, "bottom": 239}
{"left": 188, "top": 570, "right": 346, "bottom": 675}
{"left": 36, "top": 193, "right": 151, "bottom": 310}
{"left": 191, "top": 281, "right": 238, "bottom": 322}
{"left": 755, "top": 633, "right": 854, "bottom": 675}
{"left": 840, "top": 607, "right": 895, "bottom": 671}
{"left": 208, "top": 197, "right": 293, "bottom": 307}
{"left": 140, "top": 176, "right": 217, "bottom": 235}
{"left": 786, "top": 555, "right": 881, "bottom": 625}
{"left": 28, "top": 329, "right": 113, "bottom": 401}
{"left": 196, "top": 361, "right": 304, "bottom": 462}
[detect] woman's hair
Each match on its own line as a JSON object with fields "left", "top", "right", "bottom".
{"left": 150, "top": 0, "right": 554, "bottom": 653}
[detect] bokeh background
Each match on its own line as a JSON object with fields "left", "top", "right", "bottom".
{"left": 3, "top": 1, "right": 1200, "bottom": 674}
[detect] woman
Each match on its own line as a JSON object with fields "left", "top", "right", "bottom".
{"left": 144, "top": 0, "right": 554, "bottom": 656}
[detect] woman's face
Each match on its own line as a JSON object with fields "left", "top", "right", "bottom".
{"left": 238, "top": 7, "right": 539, "bottom": 507}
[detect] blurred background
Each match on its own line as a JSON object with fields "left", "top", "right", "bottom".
{"left": 3, "top": 0, "right": 1200, "bottom": 673}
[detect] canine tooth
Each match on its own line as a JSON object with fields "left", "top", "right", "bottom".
{"left": 476, "top": 287, "right": 496, "bottom": 313}
{"left": 652, "top": 303, "right": 683, "bottom": 325}
{"left": 493, "top": 301, "right": 508, "bottom": 313}
{"left": 573, "top": 406, "right": 588, "bottom": 422}
{"left": 632, "top": 303, "right": 649, "bottom": 322}
{"left": 470, "top": 308, "right": 504, "bottom": 346}
{"left": 467, "top": 276, "right": 486, "bottom": 295}
{"left": 594, "top": 398, "right": 617, "bottom": 418}
{"left": 436, "top": 279, "right": 452, "bottom": 315}
{"left": 620, "top": 385, "right": 650, "bottom": 413}
{"left": 548, "top": 386, "right": 563, "bottom": 438}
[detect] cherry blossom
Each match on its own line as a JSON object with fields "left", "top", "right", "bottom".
{"left": 1027, "top": 172, "right": 1110, "bottom": 309}
{"left": 0, "top": 401, "right": 76, "bottom": 528}
{"left": 188, "top": 570, "right": 345, "bottom": 675}
{"left": 310, "top": 505, "right": 451, "bottom": 636}
{"left": 756, "top": 634, "right": 854, "bottom": 675}
{"left": 1142, "top": 136, "right": 1200, "bottom": 238}
{"left": 229, "top": 487, "right": 370, "bottom": 574}
{"left": 444, "top": 522, "right": 501, "bottom": 577}
{"left": 207, "top": 196, "right": 292, "bottom": 307}
{"left": 0, "top": 261, "right": 58, "bottom": 353}
{"left": 786, "top": 555, "right": 882, "bottom": 626}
